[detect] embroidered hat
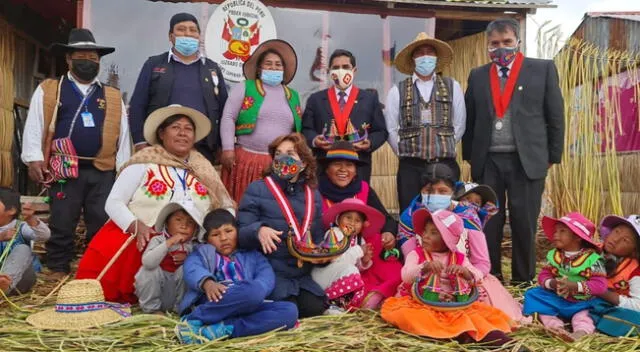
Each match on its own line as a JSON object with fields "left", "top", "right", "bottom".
{"left": 412, "top": 209, "right": 464, "bottom": 253}
{"left": 155, "top": 201, "right": 205, "bottom": 242}
{"left": 599, "top": 215, "right": 640, "bottom": 241}
{"left": 243, "top": 39, "right": 298, "bottom": 85}
{"left": 542, "top": 212, "right": 599, "bottom": 247}
{"left": 395, "top": 32, "right": 453, "bottom": 75}
{"left": 50, "top": 28, "right": 115, "bottom": 56}
{"left": 26, "top": 279, "right": 131, "bottom": 330}
{"left": 453, "top": 183, "right": 497, "bottom": 205}
{"left": 323, "top": 198, "right": 385, "bottom": 238}
{"left": 317, "top": 141, "right": 368, "bottom": 167}
{"left": 143, "top": 104, "right": 211, "bottom": 145}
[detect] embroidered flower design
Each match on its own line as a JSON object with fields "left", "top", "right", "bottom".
{"left": 614, "top": 280, "right": 629, "bottom": 291}
{"left": 295, "top": 105, "right": 302, "bottom": 116}
{"left": 550, "top": 267, "right": 559, "bottom": 277}
{"left": 194, "top": 182, "right": 208, "bottom": 199}
{"left": 579, "top": 268, "right": 592, "bottom": 279}
{"left": 145, "top": 179, "right": 168, "bottom": 199}
{"left": 242, "top": 96, "right": 255, "bottom": 111}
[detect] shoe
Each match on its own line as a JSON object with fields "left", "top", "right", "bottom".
{"left": 175, "top": 318, "right": 204, "bottom": 344}
{"left": 323, "top": 305, "right": 346, "bottom": 315}
{"left": 199, "top": 322, "right": 233, "bottom": 340}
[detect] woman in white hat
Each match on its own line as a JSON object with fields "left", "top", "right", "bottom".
{"left": 219, "top": 39, "right": 302, "bottom": 204}
{"left": 76, "top": 105, "right": 234, "bottom": 304}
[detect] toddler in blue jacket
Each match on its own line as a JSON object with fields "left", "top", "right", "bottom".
{"left": 176, "top": 209, "right": 298, "bottom": 343}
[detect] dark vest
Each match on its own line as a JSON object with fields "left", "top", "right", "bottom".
{"left": 145, "top": 52, "right": 227, "bottom": 149}
{"left": 54, "top": 78, "right": 105, "bottom": 161}
{"left": 397, "top": 75, "right": 455, "bottom": 160}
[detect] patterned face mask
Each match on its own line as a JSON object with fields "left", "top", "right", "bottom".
{"left": 272, "top": 154, "right": 305, "bottom": 180}
{"left": 488, "top": 45, "right": 518, "bottom": 67}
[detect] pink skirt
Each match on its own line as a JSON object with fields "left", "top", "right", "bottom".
{"left": 479, "top": 274, "right": 528, "bottom": 323}
{"left": 221, "top": 147, "right": 271, "bottom": 204}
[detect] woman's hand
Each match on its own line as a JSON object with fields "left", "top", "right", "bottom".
{"left": 381, "top": 232, "right": 396, "bottom": 251}
{"left": 127, "top": 220, "right": 156, "bottom": 251}
{"left": 203, "top": 279, "right": 227, "bottom": 302}
{"left": 258, "top": 226, "right": 282, "bottom": 254}
{"left": 221, "top": 150, "right": 236, "bottom": 170}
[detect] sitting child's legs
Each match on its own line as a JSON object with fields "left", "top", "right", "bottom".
{"left": 223, "top": 301, "right": 298, "bottom": 338}
{"left": 187, "top": 280, "right": 266, "bottom": 324}
{"left": 539, "top": 314, "right": 565, "bottom": 330}
{"left": 2, "top": 244, "right": 36, "bottom": 294}
{"left": 361, "top": 292, "right": 385, "bottom": 309}
{"left": 571, "top": 309, "right": 595, "bottom": 334}
{"left": 134, "top": 267, "right": 166, "bottom": 313}
{"left": 173, "top": 266, "right": 186, "bottom": 312}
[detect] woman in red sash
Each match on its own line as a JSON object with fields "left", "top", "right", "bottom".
{"left": 76, "top": 105, "right": 234, "bottom": 303}
{"left": 236, "top": 133, "right": 326, "bottom": 318}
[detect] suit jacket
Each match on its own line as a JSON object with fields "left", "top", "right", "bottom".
{"left": 462, "top": 57, "right": 564, "bottom": 180}
{"left": 301, "top": 87, "right": 388, "bottom": 164}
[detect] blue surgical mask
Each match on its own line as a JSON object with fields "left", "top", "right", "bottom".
{"left": 174, "top": 36, "right": 199, "bottom": 56}
{"left": 261, "top": 69, "right": 284, "bottom": 86}
{"left": 421, "top": 193, "right": 452, "bottom": 212}
{"left": 414, "top": 55, "right": 437, "bottom": 76}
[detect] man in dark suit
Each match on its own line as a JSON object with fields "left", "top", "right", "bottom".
{"left": 302, "top": 49, "right": 388, "bottom": 182}
{"left": 463, "top": 18, "right": 565, "bottom": 284}
{"left": 128, "top": 13, "right": 228, "bottom": 163}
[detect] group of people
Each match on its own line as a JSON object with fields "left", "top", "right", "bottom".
{"left": 0, "top": 10, "right": 636, "bottom": 346}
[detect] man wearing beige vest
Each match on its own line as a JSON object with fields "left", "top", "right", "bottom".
{"left": 21, "top": 29, "right": 131, "bottom": 277}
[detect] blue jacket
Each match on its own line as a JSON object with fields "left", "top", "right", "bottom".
{"left": 237, "top": 178, "right": 325, "bottom": 300}
{"left": 179, "top": 243, "right": 275, "bottom": 315}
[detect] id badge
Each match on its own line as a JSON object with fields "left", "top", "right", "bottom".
{"left": 81, "top": 112, "right": 95, "bottom": 127}
{"left": 420, "top": 108, "right": 432, "bottom": 126}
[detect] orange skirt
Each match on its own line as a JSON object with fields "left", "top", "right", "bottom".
{"left": 221, "top": 147, "right": 272, "bottom": 204}
{"left": 380, "top": 296, "right": 516, "bottom": 341}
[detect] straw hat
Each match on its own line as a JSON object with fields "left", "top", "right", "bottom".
{"left": 154, "top": 201, "right": 206, "bottom": 242}
{"left": 243, "top": 39, "right": 298, "bottom": 84}
{"left": 394, "top": 32, "right": 453, "bottom": 75}
{"left": 143, "top": 104, "right": 211, "bottom": 145}
{"left": 26, "top": 279, "right": 131, "bottom": 330}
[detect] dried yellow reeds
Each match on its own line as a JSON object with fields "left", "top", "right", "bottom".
{"left": 0, "top": 18, "right": 15, "bottom": 187}
{"left": 550, "top": 38, "right": 640, "bottom": 223}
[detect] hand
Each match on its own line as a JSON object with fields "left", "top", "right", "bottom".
{"left": 27, "top": 161, "right": 47, "bottom": 183}
{"left": 381, "top": 232, "right": 396, "bottom": 251}
{"left": 22, "top": 202, "right": 39, "bottom": 227}
{"left": 134, "top": 143, "right": 150, "bottom": 152}
{"left": 172, "top": 251, "right": 187, "bottom": 266}
{"left": 313, "top": 135, "right": 332, "bottom": 150}
{"left": 556, "top": 277, "right": 579, "bottom": 297}
{"left": 421, "top": 260, "right": 445, "bottom": 275}
{"left": 0, "top": 229, "right": 16, "bottom": 242}
{"left": 127, "top": 220, "right": 156, "bottom": 251}
{"left": 221, "top": 150, "right": 235, "bottom": 170}
{"left": 352, "top": 139, "right": 371, "bottom": 151}
{"left": 258, "top": 226, "right": 282, "bottom": 254}
{"left": 361, "top": 243, "right": 374, "bottom": 265}
{"left": 446, "top": 264, "right": 473, "bottom": 280}
{"left": 203, "top": 279, "right": 227, "bottom": 302}
{"left": 438, "top": 292, "right": 454, "bottom": 302}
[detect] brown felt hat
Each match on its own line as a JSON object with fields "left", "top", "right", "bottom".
{"left": 243, "top": 39, "right": 297, "bottom": 84}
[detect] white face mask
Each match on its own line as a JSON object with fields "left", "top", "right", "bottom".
{"left": 330, "top": 69, "right": 354, "bottom": 90}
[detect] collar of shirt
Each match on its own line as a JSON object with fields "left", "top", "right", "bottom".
{"left": 495, "top": 60, "right": 515, "bottom": 77}
{"left": 335, "top": 85, "right": 353, "bottom": 100}
{"left": 66, "top": 71, "right": 101, "bottom": 95}
{"left": 411, "top": 73, "right": 435, "bottom": 99}
{"left": 168, "top": 48, "right": 205, "bottom": 65}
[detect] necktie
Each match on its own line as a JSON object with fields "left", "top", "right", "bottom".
{"left": 499, "top": 66, "right": 509, "bottom": 90}
{"left": 338, "top": 91, "right": 347, "bottom": 111}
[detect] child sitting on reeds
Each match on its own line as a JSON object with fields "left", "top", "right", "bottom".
{"left": 134, "top": 201, "right": 203, "bottom": 313}
{"left": 589, "top": 215, "right": 640, "bottom": 337}
{"left": 382, "top": 209, "right": 516, "bottom": 346}
{"left": 0, "top": 187, "right": 50, "bottom": 295}
{"left": 451, "top": 183, "right": 498, "bottom": 231}
{"left": 176, "top": 209, "right": 297, "bottom": 343}
{"left": 523, "top": 212, "right": 607, "bottom": 341}
{"left": 311, "top": 199, "right": 402, "bottom": 313}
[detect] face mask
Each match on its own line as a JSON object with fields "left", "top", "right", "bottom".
{"left": 261, "top": 69, "right": 284, "bottom": 86}
{"left": 71, "top": 59, "right": 100, "bottom": 82}
{"left": 272, "top": 154, "right": 304, "bottom": 181}
{"left": 330, "top": 69, "right": 354, "bottom": 90}
{"left": 488, "top": 45, "right": 518, "bottom": 67}
{"left": 414, "top": 55, "right": 437, "bottom": 76}
{"left": 174, "top": 36, "right": 199, "bottom": 56}
{"left": 422, "top": 193, "right": 452, "bottom": 213}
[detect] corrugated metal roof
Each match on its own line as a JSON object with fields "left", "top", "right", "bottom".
{"left": 587, "top": 12, "right": 640, "bottom": 22}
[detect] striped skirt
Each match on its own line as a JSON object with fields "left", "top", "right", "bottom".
{"left": 222, "top": 147, "right": 272, "bottom": 204}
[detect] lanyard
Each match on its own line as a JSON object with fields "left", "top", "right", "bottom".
{"left": 172, "top": 167, "right": 188, "bottom": 191}
{"left": 69, "top": 81, "right": 96, "bottom": 112}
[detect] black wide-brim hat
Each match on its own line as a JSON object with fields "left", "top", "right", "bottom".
{"left": 50, "top": 28, "right": 115, "bottom": 57}
{"left": 317, "top": 141, "right": 369, "bottom": 167}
